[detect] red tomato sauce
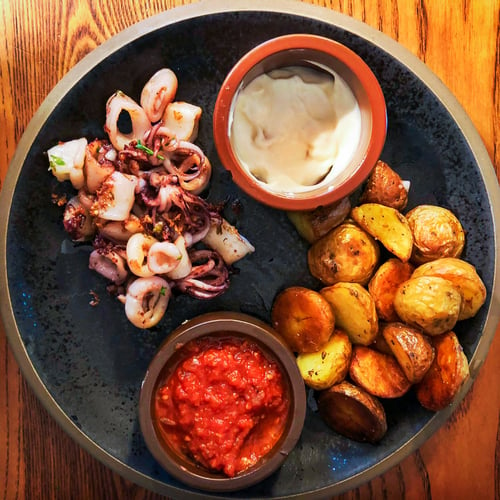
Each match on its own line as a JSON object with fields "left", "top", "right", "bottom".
{"left": 154, "top": 336, "right": 290, "bottom": 477}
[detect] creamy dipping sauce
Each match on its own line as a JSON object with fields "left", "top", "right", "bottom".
{"left": 230, "top": 65, "right": 362, "bottom": 193}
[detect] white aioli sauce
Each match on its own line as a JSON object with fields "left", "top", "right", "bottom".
{"left": 230, "top": 65, "right": 362, "bottom": 193}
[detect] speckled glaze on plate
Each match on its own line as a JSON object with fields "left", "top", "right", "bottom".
{"left": 0, "top": 1, "right": 499, "bottom": 499}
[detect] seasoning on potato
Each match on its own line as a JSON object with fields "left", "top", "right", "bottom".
{"left": 415, "top": 331, "right": 470, "bottom": 411}
{"left": 321, "top": 282, "right": 378, "bottom": 345}
{"left": 296, "top": 329, "right": 352, "bottom": 390}
{"left": 316, "top": 381, "right": 387, "bottom": 443}
{"left": 411, "top": 257, "right": 486, "bottom": 320}
{"left": 308, "top": 221, "right": 380, "bottom": 286}
{"left": 393, "top": 275, "right": 462, "bottom": 335}
{"left": 349, "top": 345, "right": 411, "bottom": 398}
{"left": 368, "top": 258, "right": 415, "bottom": 322}
{"left": 271, "top": 286, "right": 334, "bottom": 353}
{"left": 359, "top": 159, "right": 409, "bottom": 210}
{"left": 406, "top": 205, "right": 465, "bottom": 264}
{"left": 287, "top": 196, "right": 351, "bottom": 243}
{"left": 351, "top": 202, "right": 414, "bottom": 262}
{"left": 381, "top": 322, "right": 435, "bottom": 384}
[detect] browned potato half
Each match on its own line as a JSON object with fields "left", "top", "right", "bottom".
{"left": 411, "top": 257, "right": 487, "bottom": 320}
{"left": 349, "top": 345, "right": 411, "bottom": 398}
{"left": 351, "top": 203, "right": 414, "bottom": 262}
{"left": 406, "top": 205, "right": 465, "bottom": 264}
{"left": 368, "top": 258, "right": 415, "bottom": 322}
{"left": 321, "top": 283, "right": 378, "bottom": 345}
{"left": 415, "top": 331, "right": 470, "bottom": 411}
{"left": 287, "top": 196, "right": 351, "bottom": 243}
{"left": 393, "top": 276, "right": 462, "bottom": 335}
{"left": 381, "top": 322, "right": 435, "bottom": 383}
{"left": 271, "top": 286, "right": 335, "bottom": 353}
{"left": 296, "top": 329, "right": 352, "bottom": 390}
{"left": 308, "top": 221, "right": 380, "bottom": 285}
{"left": 359, "top": 160, "right": 409, "bottom": 210}
{"left": 316, "top": 381, "right": 387, "bottom": 443}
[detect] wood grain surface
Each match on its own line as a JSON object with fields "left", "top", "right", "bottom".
{"left": 1, "top": 0, "right": 499, "bottom": 499}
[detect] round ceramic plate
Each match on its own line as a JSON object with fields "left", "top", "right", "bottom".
{"left": 1, "top": 1, "right": 499, "bottom": 499}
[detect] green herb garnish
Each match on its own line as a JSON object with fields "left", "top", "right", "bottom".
{"left": 136, "top": 140, "right": 165, "bottom": 161}
{"left": 48, "top": 155, "right": 66, "bottom": 171}
{"left": 159, "top": 286, "right": 167, "bottom": 296}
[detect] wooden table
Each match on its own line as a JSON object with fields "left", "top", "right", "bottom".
{"left": 1, "top": 1, "right": 499, "bottom": 498}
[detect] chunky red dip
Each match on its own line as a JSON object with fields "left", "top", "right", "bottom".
{"left": 154, "top": 335, "right": 290, "bottom": 477}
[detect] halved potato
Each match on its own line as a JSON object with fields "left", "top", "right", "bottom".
{"left": 321, "top": 283, "right": 378, "bottom": 345}
{"left": 393, "top": 276, "right": 462, "bottom": 335}
{"left": 296, "top": 329, "right": 352, "bottom": 390}
{"left": 411, "top": 257, "right": 486, "bottom": 320}
{"left": 308, "top": 221, "right": 380, "bottom": 286}
{"left": 415, "top": 331, "right": 470, "bottom": 411}
{"left": 316, "top": 380, "right": 387, "bottom": 443}
{"left": 368, "top": 258, "right": 415, "bottom": 322}
{"left": 381, "top": 322, "right": 435, "bottom": 383}
{"left": 287, "top": 196, "right": 351, "bottom": 243}
{"left": 271, "top": 286, "right": 335, "bottom": 353}
{"left": 351, "top": 203, "right": 414, "bottom": 262}
{"left": 349, "top": 345, "right": 411, "bottom": 398}
{"left": 406, "top": 205, "right": 465, "bottom": 264}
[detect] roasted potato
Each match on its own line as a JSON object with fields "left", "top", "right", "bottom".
{"left": 415, "top": 331, "right": 470, "bottom": 411}
{"left": 351, "top": 203, "right": 414, "bottom": 262}
{"left": 381, "top": 322, "right": 435, "bottom": 383}
{"left": 370, "top": 330, "right": 394, "bottom": 356}
{"left": 271, "top": 286, "right": 334, "bottom": 353}
{"left": 406, "top": 205, "right": 465, "bottom": 264}
{"left": 393, "top": 276, "right": 462, "bottom": 335}
{"left": 411, "top": 257, "right": 486, "bottom": 320}
{"left": 349, "top": 345, "right": 411, "bottom": 398}
{"left": 368, "top": 258, "right": 415, "bottom": 322}
{"left": 321, "top": 283, "right": 378, "bottom": 345}
{"left": 296, "top": 329, "right": 352, "bottom": 390}
{"left": 359, "top": 160, "right": 409, "bottom": 210}
{"left": 308, "top": 221, "right": 380, "bottom": 285}
{"left": 287, "top": 196, "right": 351, "bottom": 243}
{"left": 316, "top": 381, "right": 387, "bottom": 443}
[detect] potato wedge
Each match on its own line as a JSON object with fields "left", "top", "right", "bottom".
{"left": 411, "top": 257, "right": 486, "bottom": 320}
{"left": 351, "top": 203, "right": 413, "bottom": 262}
{"left": 321, "top": 283, "right": 378, "bottom": 345}
{"left": 349, "top": 345, "right": 411, "bottom": 398}
{"left": 368, "top": 258, "right": 414, "bottom": 322}
{"left": 381, "top": 322, "right": 435, "bottom": 383}
{"left": 359, "top": 160, "right": 409, "bottom": 211}
{"left": 406, "top": 205, "right": 465, "bottom": 264}
{"left": 308, "top": 221, "right": 380, "bottom": 286}
{"left": 393, "top": 276, "right": 462, "bottom": 335}
{"left": 271, "top": 286, "right": 335, "bottom": 353}
{"left": 316, "top": 381, "right": 387, "bottom": 443}
{"left": 287, "top": 196, "right": 351, "bottom": 243}
{"left": 296, "top": 329, "right": 352, "bottom": 390}
{"left": 415, "top": 331, "right": 470, "bottom": 411}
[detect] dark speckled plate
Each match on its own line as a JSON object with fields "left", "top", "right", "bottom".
{"left": 1, "top": 1, "right": 499, "bottom": 499}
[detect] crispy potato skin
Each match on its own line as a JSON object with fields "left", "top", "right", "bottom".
{"left": 321, "top": 282, "right": 379, "bottom": 345}
{"left": 368, "top": 258, "right": 415, "bottom": 322}
{"left": 359, "top": 160, "right": 408, "bottom": 210}
{"left": 296, "top": 329, "right": 352, "bottom": 390}
{"left": 406, "top": 205, "right": 465, "bottom": 264}
{"left": 381, "top": 322, "right": 435, "bottom": 383}
{"left": 415, "top": 331, "right": 470, "bottom": 411}
{"left": 308, "top": 221, "right": 380, "bottom": 285}
{"left": 271, "top": 286, "right": 335, "bottom": 353}
{"left": 287, "top": 196, "right": 351, "bottom": 243}
{"left": 316, "top": 380, "right": 387, "bottom": 443}
{"left": 411, "top": 257, "right": 487, "bottom": 320}
{"left": 349, "top": 345, "right": 411, "bottom": 398}
{"left": 351, "top": 203, "right": 414, "bottom": 262}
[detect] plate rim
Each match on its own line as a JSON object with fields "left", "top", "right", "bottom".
{"left": 1, "top": 0, "right": 499, "bottom": 498}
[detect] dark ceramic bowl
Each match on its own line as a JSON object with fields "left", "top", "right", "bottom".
{"left": 213, "top": 34, "right": 387, "bottom": 211}
{"left": 138, "top": 312, "right": 306, "bottom": 492}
